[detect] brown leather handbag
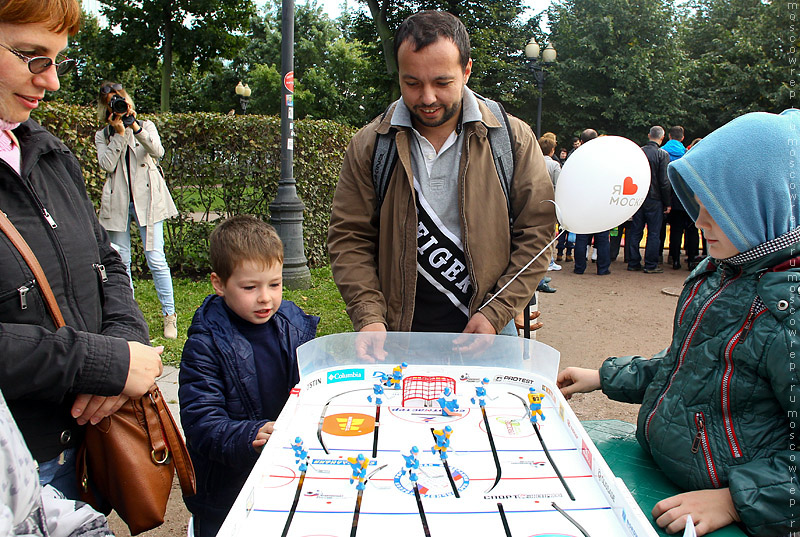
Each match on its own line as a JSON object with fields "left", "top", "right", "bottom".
{"left": 0, "top": 209, "right": 196, "bottom": 535}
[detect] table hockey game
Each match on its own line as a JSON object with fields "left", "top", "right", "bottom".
{"left": 216, "top": 332, "right": 659, "bottom": 537}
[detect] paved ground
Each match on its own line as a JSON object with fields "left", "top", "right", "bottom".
{"left": 108, "top": 253, "right": 692, "bottom": 536}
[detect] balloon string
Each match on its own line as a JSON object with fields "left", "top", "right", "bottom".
{"left": 478, "top": 228, "right": 565, "bottom": 312}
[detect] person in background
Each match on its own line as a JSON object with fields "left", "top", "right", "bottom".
{"left": 626, "top": 126, "right": 671, "bottom": 273}
{"left": 95, "top": 81, "right": 180, "bottom": 339}
{"left": 662, "top": 125, "right": 700, "bottom": 270}
{"left": 537, "top": 134, "right": 560, "bottom": 291}
{"left": 179, "top": 216, "right": 319, "bottom": 537}
{"left": 0, "top": 0, "right": 163, "bottom": 499}
{"left": 557, "top": 110, "right": 799, "bottom": 537}
{"left": 572, "top": 129, "right": 611, "bottom": 276}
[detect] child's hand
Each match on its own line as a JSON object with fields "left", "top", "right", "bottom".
{"left": 556, "top": 367, "right": 601, "bottom": 399}
{"left": 652, "top": 488, "right": 740, "bottom": 535}
{"left": 253, "top": 421, "right": 276, "bottom": 453}
{"left": 514, "top": 309, "right": 543, "bottom": 331}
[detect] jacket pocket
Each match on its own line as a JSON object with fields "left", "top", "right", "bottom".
{"left": 0, "top": 278, "right": 46, "bottom": 325}
{"left": 99, "top": 176, "right": 114, "bottom": 220}
{"left": 691, "top": 411, "right": 721, "bottom": 488}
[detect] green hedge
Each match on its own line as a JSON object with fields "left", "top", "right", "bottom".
{"left": 32, "top": 101, "right": 355, "bottom": 276}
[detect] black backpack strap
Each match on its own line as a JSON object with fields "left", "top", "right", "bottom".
{"left": 475, "top": 93, "right": 516, "bottom": 229}
{"left": 372, "top": 101, "right": 400, "bottom": 211}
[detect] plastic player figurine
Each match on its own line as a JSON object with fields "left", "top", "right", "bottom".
{"left": 471, "top": 378, "right": 491, "bottom": 407}
{"left": 437, "top": 386, "right": 460, "bottom": 416}
{"left": 291, "top": 437, "right": 309, "bottom": 472}
{"left": 401, "top": 446, "right": 420, "bottom": 483}
{"left": 388, "top": 362, "right": 408, "bottom": 390}
{"left": 528, "top": 388, "right": 546, "bottom": 424}
{"left": 431, "top": 425, "right": 453, "bottom": 459}
{"left": 367, "top": 382, "right": 384, "bottom": 405}
{"left": 347, "top": 453, "right": 369, "bottom": 490}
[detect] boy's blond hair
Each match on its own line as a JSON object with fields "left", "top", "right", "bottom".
{"left": 209, "top": 216, "right": 284, "bottom": 283}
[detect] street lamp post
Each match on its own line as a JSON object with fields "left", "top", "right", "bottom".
{"left": 524, "top": 38, "right": 557, "bottom": 138}
{"left": 268, "top": 0, "right": 311, "bottom": 289}
{"left": 235, "top": 81, "right": 252, "bottom": 113}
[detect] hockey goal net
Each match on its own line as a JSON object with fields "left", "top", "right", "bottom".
{"left": 402, "top": 375, "right": 456, "bottom": 407}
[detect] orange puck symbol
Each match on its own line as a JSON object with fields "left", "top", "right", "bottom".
{"left": 322, "top": 413, "right": 375, "bottom": 436}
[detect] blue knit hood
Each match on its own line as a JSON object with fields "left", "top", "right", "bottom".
{"left": 667, "top": 109, "right": 800, "bottom": 253}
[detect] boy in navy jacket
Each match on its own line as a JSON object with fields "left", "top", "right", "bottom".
{"left": 179, "top": 216, "right": 319, "bottom": 537}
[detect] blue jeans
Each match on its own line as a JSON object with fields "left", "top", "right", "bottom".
{"left": 627, "top": 198, "right": 664, "bottom": 270}
{"left": 108, "top": 203, "right": 175, "bottom": 315}
{"left": 574, "top": 231, "right": 610, "bottom": 274}
{"left": 38, "top": 448, "right": 79, "bottom": 500}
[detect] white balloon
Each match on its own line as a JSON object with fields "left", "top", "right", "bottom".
{"left": 554, "top": 136, "right": 651, "bottom": 234}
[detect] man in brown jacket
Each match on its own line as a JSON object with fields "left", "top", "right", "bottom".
{"left": 328, "top": 11, "right": 555, "bottom": 350}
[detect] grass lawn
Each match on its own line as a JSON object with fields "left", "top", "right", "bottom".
{"left": 133, "top": 265, "right": 352, "bottom": 367}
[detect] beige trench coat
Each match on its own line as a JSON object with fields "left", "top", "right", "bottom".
{"left": 95, "top": 119, "right": 178, "bottom": 250}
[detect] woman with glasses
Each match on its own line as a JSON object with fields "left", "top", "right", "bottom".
{"left": 95, "top": 82, "right": 179, "bottom": 339}
{"left": 0, "top": 0, "right": 163, "bottom": 500}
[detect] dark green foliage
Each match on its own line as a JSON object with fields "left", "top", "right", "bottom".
{"left": 32, "top": 102, "right": 354, "bottom": 276}
{"left": 678, "top": 0, "right": 794, "bottom": 136}
{"left": 545, "top": 0, "right": 685, "bottom": 142}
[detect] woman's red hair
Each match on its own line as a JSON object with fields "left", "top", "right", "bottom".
{"left": 0, "top": 0, "right": 82, "bottom": 36}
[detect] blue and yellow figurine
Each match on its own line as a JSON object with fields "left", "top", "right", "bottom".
{"left": 347, "top": 453, "right": 369, "bottom": 490}
{"left": 527, "top": 388, "right": 546, "bottom": 424}
{"left": 431, "top": 425, "right": 453, "bottom": 459}
{"left": 388, "top": 362, "right": 408, "bottom": 390}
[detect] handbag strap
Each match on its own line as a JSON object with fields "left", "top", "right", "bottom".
{"left": 0, "top": 209, "right": 65, "bottom": 327}
{"left": 149, "top": 387, "right": 196, "bottom": 496}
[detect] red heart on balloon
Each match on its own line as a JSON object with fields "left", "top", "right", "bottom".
{"left": 622, "top": 176, "right": 638, "bottom": 195}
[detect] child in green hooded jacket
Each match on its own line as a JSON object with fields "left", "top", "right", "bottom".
{"left": 558, "top": 109, "right": 799, "bottom": 537}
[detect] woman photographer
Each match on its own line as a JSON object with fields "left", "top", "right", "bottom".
{"left": 95, "top": 82, "right": 179, "bottom": 339}
{"left": 0, "top": 0, "right": 163, "bottom": 498}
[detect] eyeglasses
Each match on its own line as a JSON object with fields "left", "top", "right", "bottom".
{"left": 0, "top": 43, "right": 76, "bottom": 75}
{"left": 99, "top": 83, "right": 123, "bottom": 95}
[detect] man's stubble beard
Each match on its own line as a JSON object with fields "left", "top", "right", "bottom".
{"left": 410, "top": 99, "right": 462, "bottom": 129}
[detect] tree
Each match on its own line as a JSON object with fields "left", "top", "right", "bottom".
{"left": 350, "top": 0, "right": 531, "bottom": 111}
{"left": 99, "top": 0, "right": 255, "bottom": 111}
{"left": 678, "top": 0, "right": 792, "bottom": 136}
{"left": 227, "top": 1, "right": 374, "bottom": 126}
{"left": 544, "top": 0, "right": 685, "bottom": 142}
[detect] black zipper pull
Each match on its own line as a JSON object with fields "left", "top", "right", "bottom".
{"left": 18, "top": 285, "right": 29, "bottom": 310}
{"left": 691, "top": 413, "right": 704, "bottom": 454}
{"left": 740, "top": 307, "right": 759, "bottom": 342}
{"left": 93, "top": 263, "right": 108, "bottom": 282}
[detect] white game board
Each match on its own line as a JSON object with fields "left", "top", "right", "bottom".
{"left": 217, "top": 332, "right": 657, "bottom": 537}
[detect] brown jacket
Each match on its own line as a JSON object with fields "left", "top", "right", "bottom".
{"left": 328, "top": 98, "right": 555, "bottom": 333}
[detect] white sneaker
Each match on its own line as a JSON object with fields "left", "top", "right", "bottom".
{"left": 163, "top": 313, "right": 178, "bottom": 340}
{"left": 548, "top": 260, "right": 562, "bottom": 271}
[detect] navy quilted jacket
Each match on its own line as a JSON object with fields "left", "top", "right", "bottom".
{"left": 179, "top": 294, "right": 318, "bottom": 522}
{"left": 601, "top": 244, "right": 799, "bottom": 536}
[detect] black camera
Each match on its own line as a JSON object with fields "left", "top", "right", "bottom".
{"left": 109, "top": 95, "right": 135, "bottom": 127}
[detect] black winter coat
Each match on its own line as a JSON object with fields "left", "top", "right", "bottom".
{"left": 0, "top": 120, "right": 149, "bottom": 462}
